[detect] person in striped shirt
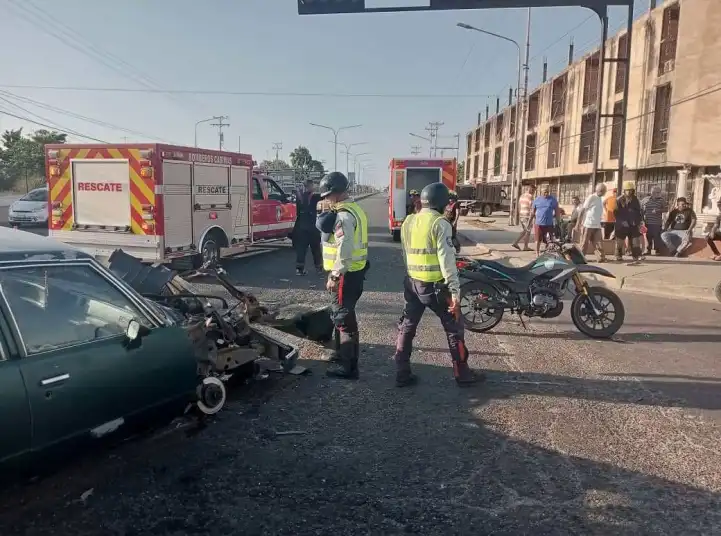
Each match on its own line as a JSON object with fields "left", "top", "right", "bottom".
{"left": 640, "top": 186, "right": 667, "bottom": 255}
{"left": 511, "top": 184, "right": 536, "bottom": 251}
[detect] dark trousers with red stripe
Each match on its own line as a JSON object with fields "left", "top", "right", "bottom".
{"left": 394, "top": 276, "right": 468, "bottom": 372}
{"left": 330, "top": 266, "right": 368, "bottom": 363}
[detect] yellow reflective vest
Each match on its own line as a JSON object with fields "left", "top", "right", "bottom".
{"left": 402, "top": 210, "right": 444, "bottom": 282}
{"left": 322, "top": 201, "right": 368, "bottom": 272}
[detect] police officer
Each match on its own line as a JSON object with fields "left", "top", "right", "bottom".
{"left": 317, "top": 171, "right": 369, "bottom": 380}
{"left": 393, "top": 183, "right": 482, "bottom": 387}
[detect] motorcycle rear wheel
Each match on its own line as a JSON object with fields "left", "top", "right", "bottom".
{"left": 570, "top": 286, "right": 625, "bottom": 339}
{"left": 459, "top": 281, "right": 505, "bottom": 332}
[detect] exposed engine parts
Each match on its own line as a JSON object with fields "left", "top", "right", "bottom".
{"left": 107, "top": 249, "right": 334, "bottom": 415}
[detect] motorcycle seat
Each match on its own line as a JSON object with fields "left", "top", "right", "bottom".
{"left": 473, "top": 258, "right": 536, "bottom": 278}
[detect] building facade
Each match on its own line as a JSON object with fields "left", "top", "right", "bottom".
{"left": 464, "top": 0, "right": 721, "bottom": 226}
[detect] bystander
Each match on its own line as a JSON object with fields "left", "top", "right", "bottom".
{"left": 640, "top": 186, "right": 667, "bottom": 256}
{"left": 661, "top": 197, "right": 697, "bottom": 257}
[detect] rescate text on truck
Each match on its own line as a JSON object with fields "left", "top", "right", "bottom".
{"left": 45, "top": 144, "right": 297, "bottom": 266}
{"left": 387, "top": 158, "right": 457, "bottom": 242}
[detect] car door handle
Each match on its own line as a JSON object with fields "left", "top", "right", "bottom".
{"left": 40, "top": 373, "right": 70, "bottom": 386}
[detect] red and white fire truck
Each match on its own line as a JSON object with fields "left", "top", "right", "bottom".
{"left": 45, "top": 144, "right": 297, "bottom": 265}
{"left": 387, "top": 157, "right": 457, "bottom": 241}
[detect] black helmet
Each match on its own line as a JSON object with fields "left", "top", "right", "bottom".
{"left": 421, "top": 183, "right": 450, "bottom": 212}
{"left": 319, "top": 171, "right": 349, "bottom": 198}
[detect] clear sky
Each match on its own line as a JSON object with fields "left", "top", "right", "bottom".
{"left": 0, "top": 0, "right": 646, "bottom": 187}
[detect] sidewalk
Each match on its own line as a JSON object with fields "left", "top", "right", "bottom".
{"left": 457, "top": 217, "right": 721, "bottom": 303}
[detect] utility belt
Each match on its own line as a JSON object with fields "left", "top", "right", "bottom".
{"left": 408, "top": 276, "right": 449, "bottom": 298}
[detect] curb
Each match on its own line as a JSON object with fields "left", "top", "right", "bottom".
{"left": 457, "top": 229, "right": 717, "bottom": 303}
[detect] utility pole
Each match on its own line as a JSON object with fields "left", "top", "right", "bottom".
{"left": 410, "top": 145, "right": 422, "bottom": 156}
{"left": 272, "top": 142, "right": 283, "bottom": 161}
{"left": 210, "top": 116, "right": 230, "bottom": 151}
{"left": 425, "top": 122, "right": 444, "bottom": 157}
{"left": 512, "top": 9, "right": 531, "bottom": 226}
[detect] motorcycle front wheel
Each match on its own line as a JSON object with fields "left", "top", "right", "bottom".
{"left": 570, "top": 286, "right": 625, "bottom": 339}
{"left": 714, "top": 280, "right": 721, "bottom": 303}
{"left": 459, "top": 281, "right": 505, "bottom": 332}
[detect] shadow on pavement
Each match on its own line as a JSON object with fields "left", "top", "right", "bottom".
{"left": 490, "top": 329, "right": 721, "bottom": 345}
{"left": 2, "top": 353, "right": 719, "bottom": 535}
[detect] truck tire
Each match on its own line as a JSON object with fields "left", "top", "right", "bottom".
{"left": 481, "top": 204, "right": 493, "bottom": 217}
{"left": 460, "top": 208, "right": 469, "bottom": 217}
{"left": 201, "top": 238, "right": 221, "bottom": 266}
{"left": 392, "top": 230, "right": 401, "bottom": 242}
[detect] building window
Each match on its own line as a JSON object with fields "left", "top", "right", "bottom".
{"left": 551, "top": 73, "right": 567, "bottom": 121}
{"left": 558, "top": 177, "right": 589, "bottom": 206}
{"left": 484, "top": 123, "right": 491, "bottom": 148}
{"left": 582, "top": 52, "right": 600, "bottom": 108}
{"left": 507, "top": 142, "right": 515, "bottom": 174}
{"left": 615, "top": 33, "right": 628, "bottom": 94}
{"left": 493, "top": 147, "right": 502, "bottom": 176}
{"left": 473, "top": 155, "right": 479, "bottom": 178}
{"left": 578, "top": 112, "right": 597, "bottom": 164}
{"left": 527, "top": 91, "right": 540, "bottom": 129}
{"left": 473, "top": 128, "right": 481, "bottom": 152}
{"left": 547, "top": 125, "right": 562, "bottom": 169}
{"left": 658, "top": 3, "right": 680, "bottom": 75}
{"left": 525, "top": 133, "right": 537, "bottom": 172}
{"left": 609, "top": 100, "right": 624, "bottom": 160}
{"left": 467, "top": 133, "right": 474, "bottom": 155}
{"left": 482, "top": 150, "right": 489, "bottom": 178}
{"left": 509, "top": 106, "right": 517, "bottom": 137}
{"left": 651, "top": 83, "right": 672, "bottom": 153}
{"left": 495, "top": 113, "right": 504, "bottom": 142}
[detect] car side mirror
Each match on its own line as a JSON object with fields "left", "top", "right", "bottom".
{"left": 126, "top": 319, "right": 150, "bottom": 342}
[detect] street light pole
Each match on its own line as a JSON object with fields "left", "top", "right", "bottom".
{"left": 409, "top": 132, "right": 432, "bottom": 157}
{"left": 195, "top": 116, "right": 225, "bottom": 148}
{"left": 310, "top": 123, "right": 362, "bottom": 171}
{"left": 457, "top": 13, "right": 530, "bottom": 226}
{"left": 334, "top": 141, "right": 368, "bottom": 177}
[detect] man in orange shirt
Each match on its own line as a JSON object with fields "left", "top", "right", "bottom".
{"left": 602, "top": 188, "right": 617, "bottom": 239}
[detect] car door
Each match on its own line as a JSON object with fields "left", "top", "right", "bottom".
{"left": 251, "top": 176, "right": 270, "bottom": 239}
{"left": 0, "top": 263, "right": 198, "bottom": 453}
{"left": 263, "top": 178, "right": 295, "bottom": 238}
{"left": 0, "top": 317, "right": 31, "bottom": 468}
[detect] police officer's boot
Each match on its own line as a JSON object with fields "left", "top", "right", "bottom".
{"left": 453, "top": 362, "right": 485, "bottom": 386}
{"left": 326, "top": 331, "right": 359, "bottom": 380}
{"left": 328, "top": 328, "right": 341, "bottom": 364}
{"left": 395, "top": 361, "right": 418, "bottom": 388}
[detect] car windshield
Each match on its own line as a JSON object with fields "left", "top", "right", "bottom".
{"left": 20, "top": 189, "right": 48, "bottom": 202}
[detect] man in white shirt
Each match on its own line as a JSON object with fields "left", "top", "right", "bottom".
{"left": 575, "top": 183, "right": 607, "bottom": 262}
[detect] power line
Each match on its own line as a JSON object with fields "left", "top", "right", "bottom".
{"left": 0, "top": 84, "right": 495, "bottom": 99}
{"left": 2, "top": 0, "right": 204, "bottom": 115}
{"left": 0, "top": 108, "right": 107, "bottom": 143}
{"left": 0, "top": 90, "right": 171, "bottom": 142}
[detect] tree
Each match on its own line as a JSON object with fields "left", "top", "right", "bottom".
{"left": 457, "top": 161, "right": 465, "bottom": 183}
{"left": 259, "top": 159, "right": 291, "bottom": 171}
{"left": 289, "top": 146, "right": 314, "bottom": 172}
{"left": 0, "top": 128, "right": 67, "bottom": 191}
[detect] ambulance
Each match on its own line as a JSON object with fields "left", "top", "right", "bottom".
{"left": 387, "top": 158, "right": 457, "bottom": 241}
{"left": 45, "top": 144, "right": 297, "bottom": 266}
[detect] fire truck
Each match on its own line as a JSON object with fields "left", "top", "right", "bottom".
{"left": 387, "top": 158, "right": 457, "bottom": 241}
{"left": 45, "top": 144, "right": 297, "bottom": 266}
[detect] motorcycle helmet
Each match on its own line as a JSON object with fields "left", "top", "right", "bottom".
{"left": 421, "top": 183, "right": 450, "bottom": 213}
{"left": 319, "top": 171, "right": 349, "bottom": 198}
{"left": 409, "top": 189, "right": 419, "bottom": 197}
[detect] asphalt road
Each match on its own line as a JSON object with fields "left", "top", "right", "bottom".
{"left": 2, "top": 195, "right": 721, "bottom": 535}
{"left": 0, "top": 206, "right": 48, "bottom": 236}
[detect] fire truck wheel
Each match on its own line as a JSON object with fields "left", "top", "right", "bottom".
{"left": 201, "top": 238, "right": 221, "bottom": 266}
{"left": 392, "top": 230, "right": 401, "bottom": 242}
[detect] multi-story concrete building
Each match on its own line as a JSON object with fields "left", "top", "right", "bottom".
{"left": 464, "top": 0, "right": 721, "bottom": 227}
